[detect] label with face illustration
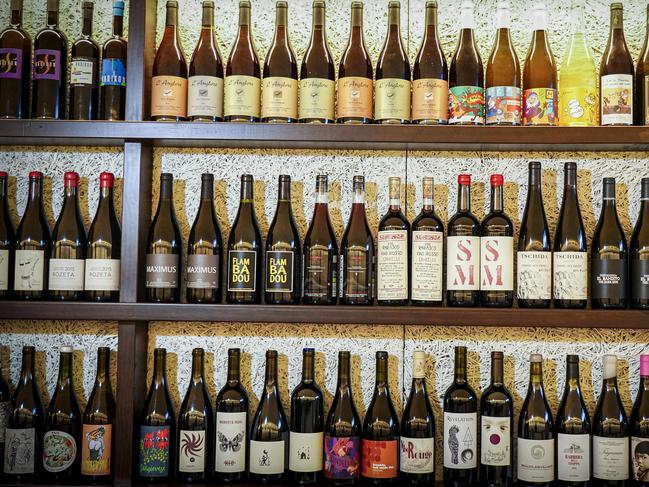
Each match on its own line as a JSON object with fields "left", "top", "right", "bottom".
{"left": 523, "top": 88, "right": 557, "bottom": 126}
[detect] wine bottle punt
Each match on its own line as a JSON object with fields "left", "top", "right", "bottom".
{"left": 631, "top": 355, "right": 649, "bottom": 485}
{"left": 70, "top": 1, "right": 100, "bottom": 120}
{"left": 0, "top": 0, "right": 31, "bottom": 119}
{"left": 100, "top": 0, "right": 127, "bottom": 120}
{"left": 0, "top": 172, "right": 15, "bottom": 298}
{"left": 631, "top": 178, "right": 649, "bottom": 309}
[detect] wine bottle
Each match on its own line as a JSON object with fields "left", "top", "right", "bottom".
{"left": 362, "top": 351, "right": 399, "bottom": 485}
{"left": 81, "top": 347, "right": 116, "bottom": 481}
{"left": 145, "top": 173, "right": 182, "bottom": 303}
{"left": 411, "top": 177, "right": 443, "bottom": 305}
{"left": 49, "top": 171, "right": 87, "bottom": 301}
{"left": 214, "top": 348, "right": 248, "bottom": 483}
{"left": 522, "top": 1, "right": 558, "bottom": 126}
{"left": 637, "top": 6, "right": 649, "bottom": 126}
{"left": 601, "top": 3, "right": 634, "bottom": 126}
{"left": 139, "top": 348, "right": 176, "bottom": 482}
{"left": 226, "top": 174, "right": 262, "bottom": 304}
{"left": 631, "top": 355, "right": 649, "bottom": 485}
{"left": 187, "top": 1, "right": 224, "bottom": 122}
{"left": 553, "top": 162, "right": 587, "bottom": 309}
{"left": 249, "top": 350, "right": 289, "bottom": 483}
{"left": 177, "top": 348, "right": 212, "bottom": 482}
{"left": 377, "top": 176, "right": 409, "bottom": 305}
{"left": 447, "top": 174, "right": 480, "bottom": 307}
{"left": 151, "top": 0, "right": 187, "bottom": 121}
{"left": 412, "top": 1, "right": 448, "bottom": 125}
{"left": 448, "top": 0, "right": 484, "bottom": 125}
{"left": 340, "top": 175, "right": 374, "bottom": 305}
{"left": 556, "top": 355, "right": 591, "bottom": 486}
{"left": 517, "top": 162, "right": 551, "bottom": 308}
{"left": 43, "top": 346, "right": 81, "bottom": 480}
{"left": 85, "top": 172, "right": 121, "bottom": 302}
{"left": 631, "top": 178, "right": 649, "bottom": 309}
{"left": 400, "top": 350, "right": 435, "bottom": 484}
{"left": 187, "top": 173, "right": 222, "bottom": 303}
{"left": 0, "top": 349, "right": 10, "bottom": 475}
{"left": 480, "top": 351, "right": 513, "bottom": 487}
{"left": 290, "top": 348, "right": 324, "bottom": 484}
{"left": 337, "top": 1, "right": 373, "bottom": 124}
{"left": 100, "top": 0, "right": 127, "bottom": 121}
{"left": 485, "top": 1, "right": 521, "bottom": 126}
{"left": 593, "top": 354, "right": 629, "bottom": 485}
{"left": 0, "top": 0, "right": 30, "bottom": 119}
{"left": 265, "top": 175, "right": 301, "bottom": 304}
{"left": 14, "top": 172, "right": 51, "bottom": 300}
{"left": 4, "top": 346, "right": 44, "bottom": 482}
{"left": 32, "top": 0, "right": 68, "bottom": 119}
{"left": 443, "top": 346, "right": 478, "bottom": 486}
{"left": 303, "top": 175, "right": 337, "bottom": 305}
{"left": 224, "top": 0, "right": 260, "bottom": 123}
{"left": 299, "top": 0, "right": 335, "bottom": 123}
{"left": 70, "top": 1, "right": 99, "bottom": 120}
{"left": 0, "top": 172, "right": 15, "bottom": 298}
{"left": 517, "top": 354, "right": 554, "bottom": 487}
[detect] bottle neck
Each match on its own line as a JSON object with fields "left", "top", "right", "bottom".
{"left": 265, "top": 356, "right": 278, "bottom": 386}
{"left": 490, "top": 185, "right": 504, "bottom": 213}
{"left": 610, "top": 7, "right": 624, "bottom": 31}
{"left": 640, "top": 181, "right": 649, "bottom": 217}
{"left": 529, "top": 361, "right": 544, "bottom": 390}
{"left": 422, "top": 5, "right": 438, "bottom": 43}
{"left": 57, "top": 352, "right": 73, "bottom": 387}
{"left": 386, "top": 6, "right": 401, "bottom": 45}
{"left": 458, "top": 183, "right": 471, "bottom": 212}
{"left": 602, "top": 182, "right": 617, "bottom": 212}
{"left": 240, "top": 178, "right": 253, "bottom": 203}
{"left": 97, "top": 186, "right": 115, "bottom": 215}
{"left": 26, "top": 179, "right": 43, "bottom": 210}
{"left": 491, "top": 356, "right": 503, "bottom": 386}
{"left": 302, "top": 352, "right": 314, "bottom": 383}
{"left": 10, "top": 1, "right": 22, "bottom": 26}
{"left": 569, "top": 3, "right": 585, "bottom": 34}
{"left": 454, "top": 351, "right": 467, "bottom": 383}
{"left": 566, "top": 360, "right": 580, "bottom": 389}
{"left": 197, "top": 178, "right": 214, "bottom": 218}
{"left": 310, "top": 4, "right": 325, "bottom": 45}
{"left": 201, "top": 5, "right": 213, "bottom": 28}
{"left": 349, "top": 6, "right": 364, "bottom": 45}
{"left": 227, "top": 352, "right": 240, "bottom": 383}
{"left": 20, "top": 349, "right": 35, "bottom": 383}
{"left": 152, "top": 352, "right": 166, "bottom": 384}
{"left": 166, "top": 5, "right": 178, "bottom": 27}
{"left": 96, "top": 349, "right": 110, "bottom": 383}
{"left": 352, "top": 182, "right": 365, "bottom": 205}
{"left": 337, "top": 355, "right": 351, "bottom": 390}
{"left": 388, "top": 180, "right": 401, "bottom": 212}
{"left": 422, "top": 179, "right": 434, "bottom": 211}
{"left": 112, "top": 9, "right": 123, "bottom": 36}
{"left": 47, "top": 7, "right": 58, "bottom": 27}
{"left": 375, "top": 358, "right": 387, "bottom": 386}
{"left": 315, "top": 178, "right": 328, "bottom": 205}
{"left": 238, "top": 5, "right": 251, "bottom": 38}
{"left": 563, "top": 168, "right": 578, "bottom": 203}
{"left": 0, "top": 177, "right": 6, "bottom": 200}
{"left": 191, "top": 352, "right": 204, "bottom": 382}
{"left": 62, "top": 185, "right": 79, "bottom": 215}
{"left": 274, "top": 6, "right": 289, "bottom": 45}
{"left": 82, "top": 7, "right": 93, "bottom": 37}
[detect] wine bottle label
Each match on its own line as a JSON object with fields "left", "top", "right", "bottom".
{"left": 0, "top": 48, "right": 23, "bottom": 79}
{"left": 250, "top": 439, "right": 285, "bottom": 475}
{"left": 43, "top": 430, "right": 77, "bottom": 473}
{"left": 517, "top": 437, "right": 554, "bottom": 482}
{"left": 632, "top": 436, "right": 649, "bottom": 481}
{"left": 81, "top": 424, "right": 112, "bottom": 476}
{"left": 0, "top": 401, "right": 9, "bottom": 443}
{"left": 480, "top": 415, "right": 510, "bottom": 466}
{"left": 186, "top": 254, "right": 219, "bottom": 289}
{"left": 48, "top": 258, "right": 85, "bottom": 291}
{"left": 557, "top": 433, "right": 590, "bottom": 482}
{"left": 632, "top": 259, "right": 649, "bottom": 301}
{"left": 265, "top": 250, "right": 294, "bottom": 293}
{"left": 139, "top": 425, "right": 171, "bottom": 477}
{"left": 215, "top": 411, "right": 246, "bottom": 473}
{"left": 592, "top": 258, "right": 628, "bottom": 301}
{"left": 227, "top": 250, "right": 256, "bottom": 292}
{"left": 14, "top": 249, "right": 45, "bottom": 291}
{"left": 486, "top": 86, "right": 521, "bottom": 125}
{"left": 446, "top": 236, "right": 480, "bottom": 290}
{"left": 553, "top": 251, "right": 588, "bottom": 300}
{"left": 0, "top": 249, "right": 8, "bottom": 290}
{"left": 448, "top": 86, "right": 485, "bottom": 124}
{"left": 523, "top": 88, "right": 558, "bottom": 126}
{"left": 517, "top": 251, "right": 552, "bottom": 300}
{"left": 224, "top": 75, "right": 260, "bottom": 118}
{"left": 289, "top": 431, "right": 323, "bottom": 472}
{"left": 361, "top": 439, "right": 398, "bottom": 478}
{"left": 341, "top": 248, "right": 371, "bottom": 299}
{"left": 377, "top": 230, "right": 408, "bottom": 301}
{"left": 412, "top": 78, "right": 448, "bottom": 122}
{"left": 178, "top": 430, "right": 206, "bottom": 473}
{"left": 443, "top": 412, "right": 477, "bottom": 469}
{"left": 601, "top": 74, "right": 633, "bottom": 125}
{"left": 480, "top": 236, "right": 514, "bottom": 291}
{"left": 560, "top": 86, "right": 598, "bottom": 126}
{"left": 261, "top": 77, "right": 298, "bottom": 120}
{"left": 593, "top": 435, "right": 629, "bottom": 480}
{"left": 399, "top": 437, "right": 434, "bottom": 473}
{"left": 145, "top": 254, "right": 179, "bottom": 289}
{"left": 299, "top": 78, "right": 335, "bottom": 120}
{"left": 324, "top": 435, "right": 360, "bottom": 479}
{"left": 411, "top": 231, "right": 443, "bottom": 302}
{"left": 375, "top": 78, "right": 411, "bottom": 121}
{"left": 337, "top": 77, "right": 373, "bottom": 119}
{"left": 151, "top": 75, "right": 187, "bottom": 118}
{"left": 304, "top": 246, "right": 332, "bottom": 299}
{"left": 33, "top": 49, "right": 61, "bottom": 81}
{"left": 70, "top": 57, "right": 95, "bottom": 86}
{"left": 187, "top": 75, "right": 224, "bottom": 118}
{"left": 85, "top": 258, "right": 120, "bottom": 291}
{"left": 101, "top": 58, "right": 127, "bottom": 86}
{"left": 4, "top": 428, "right": 35, "bottom": 474}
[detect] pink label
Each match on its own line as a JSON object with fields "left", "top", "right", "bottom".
{"left": 641, "top": 355, "right": 649, "bottom": 376}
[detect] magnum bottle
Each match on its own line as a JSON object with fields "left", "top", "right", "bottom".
{"left": 0, "top": 172, "right": 15, "bottom": 298}
{"left": 70, "top": 1, "right": 100, "bottom": 120}
{"left": 631, "top": 178, "right": 649, "bottom": 309}
{"left": 100, "top": 0, "right": 127, "bottom": 120}
{"left": 0, "top": 350, "right": 9, "bottom": 474}
{"left": 637, "top": 5, "right": 649, "bottom": 126}
{"left": 630, "top": 355, "right": 649, "bottom": 485}
{"left": 0, "top": 0, "right": 30, "bottom": 119}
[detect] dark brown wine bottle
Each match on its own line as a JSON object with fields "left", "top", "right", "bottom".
{"left": 630, "top": 355, "right": 649, "bottom": 485}
{"left": 100, "top": 0, "right": 127, "bottom": 120}
{"left": 0, "top": 349, "right": 10, "bottom": 476}
{"left": 70, "top": 1, "right": 99, "bottom": 120}
{"left": 637, "top": 5, "right": 649, "bottom": 126}
{"left": 0, "top": 0, "right": 31, "bottom": 119}
{"left": 631, "top": 178, "right": 649, "bottom": 309}
{"left": 0, "top": 172, "right": 15, "bottom": 298}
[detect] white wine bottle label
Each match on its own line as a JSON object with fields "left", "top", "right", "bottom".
{"left": 81, "top": 423, "right": 112, "bottom": 476}
{"left": 265, "top": 250, "right": 294, "bottom": 293}
{"left": 299, "top": 78, "right": 335, "bottom": 120}
{"left": 139, "top": 425, "right": 171, "bottom": 477}
{"left": 14, "top": 249, "right": 45, "bottom": 291}
{"left": 557, "top": 433, "right": 590, "bottom": 482}
{"left": 517, "top": 251, "right": 552, "bottom": 300}
{"left": 4, "top": 428, "right": 36, "bottom": 474}
{"left": 601, "top": 74, "right": 633, "bottom": 125}
{"left": 399, "top": 436, "right": 434, "bottom": 473}
{"left": 377, "top": 230, "right": 408, "bottom": 301}
{"left": 224, "top": 75, "right": 260, "bottom": 118}
{"left": 250, "top": 439, "right": 285, "bottom": 475}
{"left": 0, "top": 401, "right": 9, "bottom": 443}
{"left": 215, "top": 411, "right": 246, "bottom": 473}
{"left": 70, "top": 57, "right": 95, "bottom": 86}
{"left": 375, "top": 78, "right": 411, "bottom": 121}
{"left": 592, "top": 258, "right": 628, "bottom": 301}
{"left": 178, "top": 430, "right": 206, "bottom": 473}
{"left": 481, "top": 415, "right": 511, "bottom": 466}
{"left": 261, "top": 77, "right": 298, "bottom": 120}
{"left": 289, "top": 431, "right": 323, "bottom": 472}
{"left": 480, "top": 236, "right": 513, "bottom": 291}
{"left": 411, "top": 231, "right": 443, "bottom": 302}
{"left": 0, "top": 249, "right": 8, "bottom": 290}
{"left": 412, "top": 78, "right": 448, "bottom": 122}
{"left": 84, "top": 258, "right": 120, "bottom": 291}
{"left": 553, "top": 251, "right": 587, "bottom": 300}
{"left": 517, "top": 437, "right": 554, "bottom": 482}
{"left": 341, "top": 248, "right": 371, "bottom": 299}
{"left": 43, "top": 430, "right": 77, "bottom": 472}
{"left": 187, "top": 75, "right": 223, "bottom": 118}
{"left": 49, "top": 258, "right": 85, "bottom": 291}
{"left": 337, "top": 77, "right": 373, "bottom": 119}
{"left": 593, "top": 435, "right": 629, "bottom": 480}
{"left": 632, "top": 436, "right": 649, "bottom": 481}
{"left": 228, "top": 250, "right": 256, "bottom": 292}
{"left": 443, "top": 412, "right": 477, "bottom": 469}
{"left": 446, "top": 236, "right": 480, "bottom": 291}
{"left": 151, "top": 75, "right": 187, "bottom": 118}
{"left": 186, "top": 254, "right": 219, "bottom": 289}
{"left": 145, "top": 254, "right": 179, "bottom": 289}
{"left": 632, "top": 259, "right": 649, "bottom": 301}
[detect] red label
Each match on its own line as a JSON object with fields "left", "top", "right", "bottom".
{"left": 362, "top": 439, "right": 398, "bottom": 478}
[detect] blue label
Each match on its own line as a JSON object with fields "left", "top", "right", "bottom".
{"left": 139, "top": 425, "right": 170, "bottom": 477}
{"left": 101, "top": 59, "right": 126, "bottom": 87}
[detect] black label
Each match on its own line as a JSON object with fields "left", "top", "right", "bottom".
{"left": 145, "top": 254, "right": 179, "bottom": 289}
{"left": 228, "top": 250, "right": 256, "bottom": 292}
{"left": 592, "top": 258, "right": 628, "bottom": 300}
{"left": 186, "top": 254, "right": 219, "bottom": 289}
{"left": 632, "top": 258, "right": 649, "bottom": 301}
{"left": 265, "top": 251, "right": 294, "bottom": 293}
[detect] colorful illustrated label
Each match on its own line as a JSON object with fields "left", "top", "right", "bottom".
{"left": 517, "top": 437, "right": 554, "bottom": 483}
{"left": 399, "top": 436, "right": 434, "bottom": 473}
{"left": 179, "top": 430, "right": 206, "bottom": 473}
{"left": 249, "top": 439, "right": 285, "bottom": 475}
{"left": 377, "top": 230, "right": 408, "bottom": 301}
{"left": 81, "top": 424, "right": 112, "bottom": 476}
{"left": 324, "top": 435, "right": 360, "bottom": 479}
{"left": 186, "top": 254, "right": 219, "bottom": 289}
{"left": 84, "top": 258, "right": 120, "bottom": 291}
{"left": 340, "top": 248, "right": 370, "bottom": 299}
{"left": 151, "top": 75, "right": 187, "bottom": 118}
{"left": 304, "top": 247, "right": 334, "bottom": 299}
{"left": 632, "top": 259, "right": 649, "bottom": 301}
{"left": 593, "top": 435, "right": 628, "bottom": 480}
{"left": 33, "top": 49, "right": 61, "bottom": 81}
{"left": 523, "top": 88, "right": 557, "bottom": 125}
{"left": 592, "top": 258, "right": 628, "bottom": 301}
{"left": 601, "top": 74, "right": 633, "bottom": 125}
{"left": 632, "top": 436, "right": 649, "bottom": 481}
{"left": 145, "top": 254, "right": 179, "bottom": 289}
{"left": 261, "top": 77, "right": 298, "bottom": 120}
{"left": 4, "top": 428, "right": 35, "bottom": 474}
{"left": 0, "top": 249, "right": 8, "bottom": 290}
{"left": 560, "top": 86, "right": 598, "bottom": 126}
{"left": 299, "top": 78, "right": 335, "bottom": 120}
{"left": 14, "top": 249, "right": 45, "bottom": 291}
{"left": 481, "top": 415, "right": 511, "bottom": 466}
{"left": 224, "top": 75, "right": 260, "bottom": 118}
{"left": 227, "top": 250, "right": 256, "bottom": 292}
{"left": 375, "top": 78, "right": 411, "bottom": 121}
{"left": 361, "top": 439, "right": 398, "bottom": 478}
{"left": 0, "top": 48, "right": 23, "bottom": 79}
{"left": 43, "top": 430, "right": 77, "bottom": 473}
{"left": 448, "top": 86, "right": 484, "bottom": 124}
{"left": 412, "top": 78, "right": 448, "bottom": 122}
{"left": 557, "top": 433, "right": 590, "bottom": 482}
{"left": 215, "top": 411, "right": 246, "bottom": 473}
{"left": 337, "top": 76, "right": 373, "bottom": 119}
{"left": 411, "top": 230, "right": 443, "bottom": 302}
{"left": 289, "top": 431, "right": 323, "bottom": 472}
{"left": 139, "top": 425, "right": 171, "bottom": 477}
{"left": 446, "top": 236, "right": 480, "bottom": 291}
{"left": 100, "top": 58, "right": 126, "bottom": 86}
{"left": 187, "top": 75, "right": 223, "bottom": 119}
{"left": 486, "top": 86, "right": 521, "bottom": 125}
{"left": 265, "top": 250, "right": 294, "bottom": 293}
{"left": 480, "top": 236, "right": 514, "bottom": 291}
{"left": 48, "top": 258, "right": 85, "bottom": 291}
{"left": 553, "top": 252, "right": 588, "bottom": 300}
{"left": 517, "top": 251, "right": 552, "bottom": 300}
{"left": 443, "top": 412, "right": 477, "bottom": 469}
{"left": 70, "top": 57, "right": 95, "bottom": 86}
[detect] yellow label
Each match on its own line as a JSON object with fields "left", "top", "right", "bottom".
{"left": 151, "top": 75, "right": 187, "bottom": 118}
{"left": 337, "top": 76, "right": 373, "bottom": 119}
{"left": 299, "top": 78, "right": 335, "bottom": 120}
{"left": 559, "top": 86, "right": 598, "bottom": 126}
{"left": 375, "top": 78, "right": 411, "bottom": 121}
{"left": 224, "top": 75, "right": 261, "bottom": 118}
{"left": 261, "top": 76, "right": 298, "bottom": 120}
{"left": 412, "top": 78, "right": 448, "bottom": 122}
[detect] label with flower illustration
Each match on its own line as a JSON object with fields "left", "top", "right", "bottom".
{"left": 324, "top": 435, "right": 360, "bottom": 479}
{"left": 43, "top": 430, "right": 77, "bottom": 473}
{"left": 139, "top": 425, "right": 171, "bottom": 477}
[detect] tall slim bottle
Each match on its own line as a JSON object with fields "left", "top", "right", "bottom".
{"left": 0, "top": 350, "right": 10, "bottom": 474}
{"left": 631, "top": 178, "right": 649, "bottom": 309}
{"left": 70, "top": 1, "right": 100, "bottom": 120}
{"left": 630, "top": 355, "right": 649, "bottom": 485}
{"left": 100, "top": 0, "right": 127, "bottom": 120}
{"left": 637, "top": 6, "right": 649, "bottom": 125}
{"left": 0, "top": 0, "right": 30, "bottom": 119}
{"left": 0, "top": 172, "right": 15, "bottom": 298}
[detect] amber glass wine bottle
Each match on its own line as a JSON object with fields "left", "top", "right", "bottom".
{"left": 630, "top": 355, "right": 649, "bottom": 484}
{"left": 631, "top": 178, "right": 649, "bottom": 309}
{"left": 0, "top": 0, "right": 31, "bottom": 119}
{"left": 100, "top": 0, "right": 127, "bottom": 120}
{"left": 636, "top": 5, "right": 649, "bottom": 125}
{"left": 0, "top": 172, "right": 15, "bottom": 298}
{"left": 70, "top": 1, "right": 99, "bottom": 120}
{"left": 0, "top": 349, "right": 10, "bottom": 473}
